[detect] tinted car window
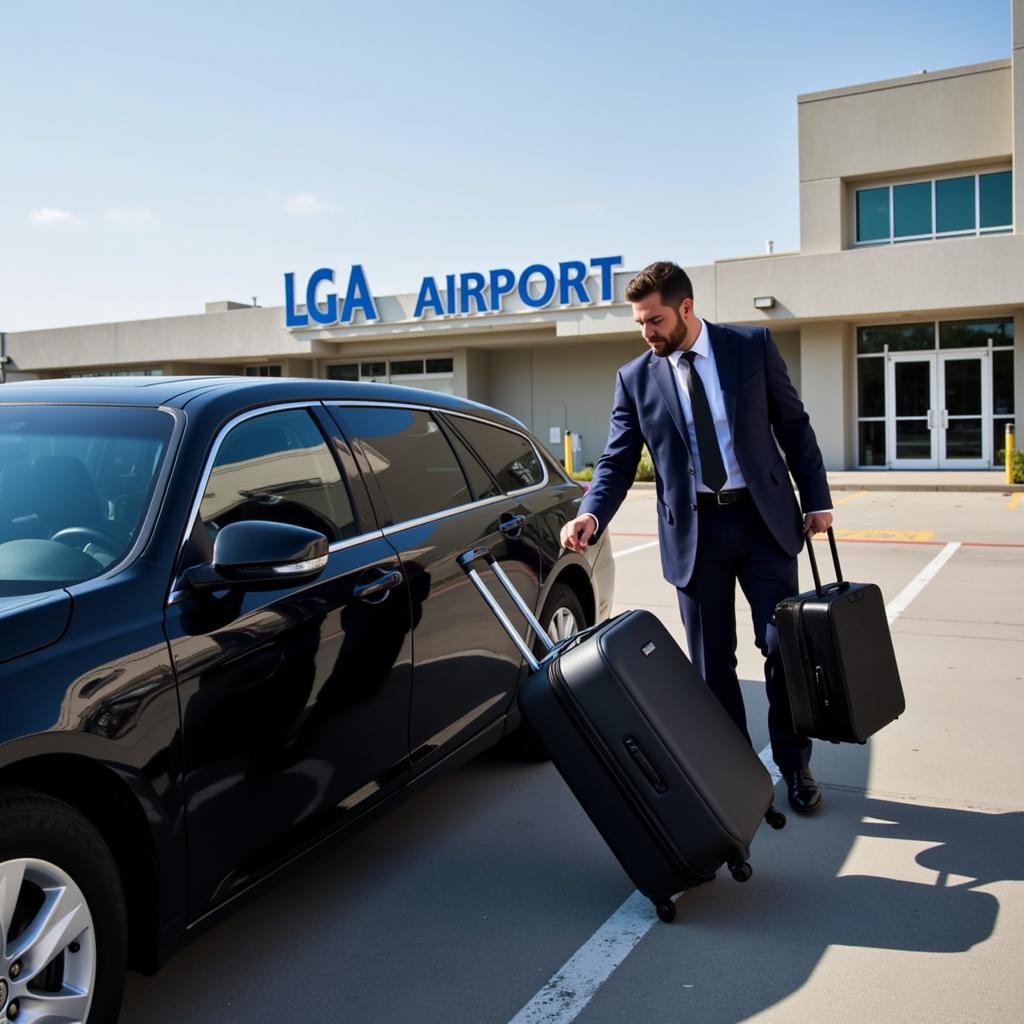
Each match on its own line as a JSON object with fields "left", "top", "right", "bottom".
{"left": 0, "top": 406, "right": 173, "bottom": 596}
{"left": 201, "top": 409, "right": 356, "bottom": 542}
{"left": 439, "top": 418, "right": 501, "bottom": 501}
{"left": 333, "top": 407, "right": 471, "bottom": 521}
{"left": 448, "top": 416, "right": 544, "bottom": 492}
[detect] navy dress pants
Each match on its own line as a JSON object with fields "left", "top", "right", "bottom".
{"left": 676, "top": 497, "right": 810, "bottom": 776}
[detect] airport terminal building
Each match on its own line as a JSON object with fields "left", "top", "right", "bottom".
{"left": 4, "top": 10, "right": 1023, "bottom": 472}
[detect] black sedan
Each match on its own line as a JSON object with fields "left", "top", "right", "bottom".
{"left": 0, "top": 376, "right": 614, "bottom": 1022}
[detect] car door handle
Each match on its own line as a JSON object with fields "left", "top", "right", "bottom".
{"left": 353, "top": 569, "right": 403, "bottom": 603}
{"left": 499, "top": 514, "right": 526, "bottom": 538}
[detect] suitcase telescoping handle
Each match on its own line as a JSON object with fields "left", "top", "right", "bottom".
{"left": 805, "top": 527, "right": 848, "bottom": 598}
{"left": 457, "top": 545, "right": 554, "bottom": 673}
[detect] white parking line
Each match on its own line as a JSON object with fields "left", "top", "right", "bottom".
{"left": 612, "top": 540, "right": 659, "bottom": 560}
{"left": 883, "top": 542, "right": 960, "bottom": 625}
{"left": 507, "top": 540, "right": 961, "bottom": 1024}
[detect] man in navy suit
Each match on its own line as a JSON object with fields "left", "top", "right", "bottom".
{"left": 561, "top": 261, "right": 833, "bottom": 813}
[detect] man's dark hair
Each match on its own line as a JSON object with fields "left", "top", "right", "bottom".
{"left": 624, "top": 261, "right": 694, "bottom": 307}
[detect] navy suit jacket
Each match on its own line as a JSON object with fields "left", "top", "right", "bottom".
{"left": 579, "top": 322, "right": 831, "bottom": 589}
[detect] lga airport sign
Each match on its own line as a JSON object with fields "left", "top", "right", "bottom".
{"left": 283, "top": 256, "right": 623, "bottom": 328}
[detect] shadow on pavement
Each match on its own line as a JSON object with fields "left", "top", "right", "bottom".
{"left": 584, "top": 745, "right": 1017, "bottom": 1024}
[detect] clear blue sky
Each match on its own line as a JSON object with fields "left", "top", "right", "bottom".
{"left": 0, "top": 0, "right": 1013, "bottom": 331}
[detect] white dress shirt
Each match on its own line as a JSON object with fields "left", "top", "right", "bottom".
{"left": 667, "top": 318, "right": 746, "bottom": 493}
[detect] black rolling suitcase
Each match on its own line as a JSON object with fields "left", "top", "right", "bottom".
{"left": 775, "top": 528, "right": 905, "bottom": 744}
{"left": 458, "top": 546, "right": 785, "bottom": 923}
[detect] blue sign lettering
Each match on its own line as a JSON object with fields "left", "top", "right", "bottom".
{"left": 284, "top": 256, "right": 623, "bottom": 329}
{"left": 341, "top": 264, "right": 378, "bottom": 323}
{"left": 414, "top": 276, "right": 444, "bottom": 318}
{"left": 559, "top": 261, "right": 589, "bottom": 305}
{"left": 518, "top": 264, "right": 557, "bottom": 309}
{"left": 459, "top": 272, "right": 487, "bottom": 315}
{"left": 589, "top": 256, "right": 621, "bottom": 302}
{"left": 284, "top": 272, "right": 307, "bottom": 328}
{"left": 488, "top": 268, "right": 516, "bottom": 312}
{"left": 307, "top": 267, "right": 338, "bottom": 326}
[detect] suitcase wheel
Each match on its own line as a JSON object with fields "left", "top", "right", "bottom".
{"left": 765, "top": 806, "right": 787, "bottom": 830}
{"left": 654, "top": 898, "right": 677, "bottom": 923}
{"left": 728, "top": 860, "right": 753, "bottom": 883}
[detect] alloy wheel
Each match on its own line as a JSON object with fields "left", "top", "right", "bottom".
{"left": 0, "top": 857, "right": 96, "bottom": 1022}
{"left": 546, "top": 606, "right": 579, "bottom": 645}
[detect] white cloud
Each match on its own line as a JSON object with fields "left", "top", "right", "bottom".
{"left": 285, "top": 193, "right": 337, "bottom": 217}
{"left": 105, "top": 207, "right": 156, "bottom": 227}
{"left": 29, "top": 207, "right": 79, "bottom": 226}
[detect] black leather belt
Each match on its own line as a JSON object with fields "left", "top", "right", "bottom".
{"left": 697, "top": 488, "right": 750, "bottom": 506}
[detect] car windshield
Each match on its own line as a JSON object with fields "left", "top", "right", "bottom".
{"left": 0, "top": 405, "right": 174, "bottom": 596}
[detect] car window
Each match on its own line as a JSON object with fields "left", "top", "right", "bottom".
{"left": 200, "top": 409, "right": 357, "bottom": 543}
{"left": 0, "top": 405, "right": 173, "bottom": 596}
{"left": 332, "top": 407, "right": 472, "bottom": 522}
{"left": 438, "top": 418, "right": 501, "bottom": 501}
{"left": 447, "top": 416, "right": 544, "bottom": 492}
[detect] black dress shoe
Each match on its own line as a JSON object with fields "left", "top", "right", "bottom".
{"left": 784, "top": 768, "right": 823, "bottom": 814}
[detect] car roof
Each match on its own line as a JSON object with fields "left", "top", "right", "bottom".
{"left": 0, "top": 376, "right": 528, "bottom": 431}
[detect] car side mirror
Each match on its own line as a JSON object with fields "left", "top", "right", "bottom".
{"left": 184, "top": 520, "right": 329, "bottom": 592}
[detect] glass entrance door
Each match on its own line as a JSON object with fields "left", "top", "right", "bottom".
{"left": 887, "top": 354, "right": 937, "bottom": 467}
{"left": 938, "top": 352, "right": 990, "bottom": 469}
{"left": 886, "top": 351, "right": 991, "bottom": 469}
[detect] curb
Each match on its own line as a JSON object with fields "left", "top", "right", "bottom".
{"left": 622, "top": 480, "right": 1024, "bottom": 494}
{"left": 828, "top": 482, "right": 1024, "bottom": 493}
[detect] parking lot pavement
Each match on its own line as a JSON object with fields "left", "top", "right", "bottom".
{"left": 121, "top": 489, "right": 1024, "bottom": 1024}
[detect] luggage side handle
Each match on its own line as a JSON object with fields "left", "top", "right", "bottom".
{"left": 805, "top": 527, "right": 848, "bottom": 598}
{"left": 457, "top": 545, "right": 554, "bottom": 673}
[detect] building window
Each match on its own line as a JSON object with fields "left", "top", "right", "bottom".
{"left": 326, "top": 363, "right": 359, "bottom": 382}
{"left": 855, "top": 318, "right": 1014, "bottom": 467}
{"left": 244, "top": 364, "right": 282, "bottom": 377}
{"left": 72, "top": 368, "right": 163, "bottom": 377}
{"left": 854, "top": 170, "right": 1012, "bottom": 246}
{"left": 324, "top": 356, "right": 455, "bottom": 395}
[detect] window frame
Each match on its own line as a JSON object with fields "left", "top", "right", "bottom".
{"left": 168, "top": 402, "right": 373, "bottom": 604}
{"left": 324, "top": 401, "right": 549, "bottom": 536}
{"left": 852, "top": 167, "right": 1013, "bottom": 247}
{"left": 443, "top": 411, "right": 548, "bottom": 496}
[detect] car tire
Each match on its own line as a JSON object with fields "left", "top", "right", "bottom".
{"left": 503, "top": 583, "right": 587, "bottom": 762}
{"left": 0, "top": 787, "right": 127, "bottom": 1024}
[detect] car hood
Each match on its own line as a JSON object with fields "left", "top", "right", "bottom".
{"left": 0, "top": 590, "right": 73, "bottom": 667}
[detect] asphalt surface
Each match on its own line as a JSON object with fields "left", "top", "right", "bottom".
{"left": 121, "top": 488, "right": 1024, "bottom": 1024}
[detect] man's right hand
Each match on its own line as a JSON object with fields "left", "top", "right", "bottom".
{"left": 560, "top": 513, "right": 597, "bottom": 552}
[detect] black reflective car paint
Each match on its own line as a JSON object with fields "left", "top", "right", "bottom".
{"left": 0, "top": 377, "right": 612, "bottom": 969}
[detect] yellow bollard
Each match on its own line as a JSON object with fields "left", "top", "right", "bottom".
{"left": 1007, "top": 423, "right": 1016, "bottom": 485}
{"left": 564, "top": 431, "right": 574, "bottom": 476}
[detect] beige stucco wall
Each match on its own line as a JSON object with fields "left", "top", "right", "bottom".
{"left": 799, "top": 322, "right": 852, "bottom": 471}
{"left": 799, "top": 179, "right": 848, "bottom": 258}
{"left": 772, "top": 330, "right": 802, "bottom": 394}
{"left": 799, "top": 61, "right": 1013, "bottom": 252}
{"left": 529, "top": 338, "right": 642, "bottom": 466}
{"left": 713, "top": 233, "right": 1024, "bottom": 324}
{"left": 1015, "top": 0, "right": 1024, "bottom": 231}
{"left": 463, "top": 348, "right": 490, "bottom": 403}
{"left": 483, "top": 339, "right": 641, "bottom": 467}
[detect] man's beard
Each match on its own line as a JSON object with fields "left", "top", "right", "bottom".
{"left": 651, "top": 316, "right": 688, "bottom": 357}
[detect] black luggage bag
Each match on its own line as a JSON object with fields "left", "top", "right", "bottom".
{"left": 458, "top": 546, "right": 785, "bottom": 923}
{"left": 775, "top": 528, "right": 905, "bottom": 744}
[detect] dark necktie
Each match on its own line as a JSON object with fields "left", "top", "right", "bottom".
{"left": 681, "top": 351, "right": 727, "bottom": 492}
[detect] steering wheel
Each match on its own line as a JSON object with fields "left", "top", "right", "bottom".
{"left": 50, "top": 526, "right": 126, "bottom": 553}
